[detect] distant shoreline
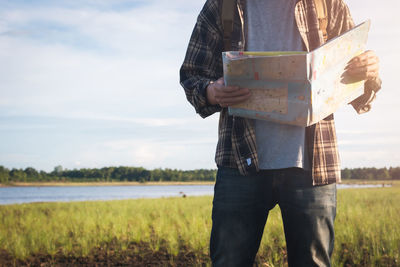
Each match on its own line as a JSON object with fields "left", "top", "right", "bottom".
{"left": 0, "top": 181, "right": 215, "bottom": 188}
{"left": 339, "top": 179, "right": 397, "bottom": 186}
{"left": 0, "top": 180, "right": 397, "bottom": 188}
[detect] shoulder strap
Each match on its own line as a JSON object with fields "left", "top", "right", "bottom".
{"left": 221, "top": 0, "right": 236, "bottom": 51}
{"left": 314, "top": 0, "right": 328, "bottom": 42}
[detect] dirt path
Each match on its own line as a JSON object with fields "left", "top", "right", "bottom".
{"left": 0, "top": 243, "right": 209, "bottom": 267}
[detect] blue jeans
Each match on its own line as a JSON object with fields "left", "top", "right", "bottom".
{"left": 210, "top": 166, "right": 336, "bottom": 267}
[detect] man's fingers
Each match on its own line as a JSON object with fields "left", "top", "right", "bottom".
{"left": 216, "top": 91, "right": 251, "bottom": 105}
{"left": 347, "top": 56, "right": 379, "bottom": 69}
{"left": 347, "top": 63, "right": 379, "bottom": 74}
{"left": 218, "top": 93, "right": 251, "bottom": 107}
{"left": 214, "top": 87, "right": 251, "bottom": 107}
{"left": 345, "top": 49, "right": 380, "bottom": 81}
{"left": 209, "top": 78, "right": 252, "bottom": 107}
{"left": 215, "top": 84, "right": 242, "bottom": 92}
{"left": 346, "top": 62, "right": 379, "bottom": 79}
{"left": 347, "top": 50, "right": 378, "bottom": 67}
{"left": 348, "top": 58, "right": 379, "bottom": 69}
{"left": 215, "top": 86, "right": 249, "bottom": 97}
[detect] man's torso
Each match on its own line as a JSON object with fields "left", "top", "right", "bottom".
{"left": 245, "top": 0, "right": 309, "bottom": 170}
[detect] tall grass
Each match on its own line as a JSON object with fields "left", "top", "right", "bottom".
{"left": 0, "top": 197, "right": 212, "bottom": 259}
{"left": 335, "top": 187, "right": 400, "bottom": 266}
{"left": 0, "top": 187, "right": 399, "bottom": 266}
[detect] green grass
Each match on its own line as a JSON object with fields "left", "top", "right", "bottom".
{"left": 0, "top": 186, "right": 399, "bottom": 266}
{"left": 335, "top": 186, "right": 400, "bottom": 266}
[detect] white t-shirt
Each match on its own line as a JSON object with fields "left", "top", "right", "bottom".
{"left": 245, "top": 0, "right": 309, "bottom": 170}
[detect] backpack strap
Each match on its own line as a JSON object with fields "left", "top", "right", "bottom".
{"left": 314, "top": 0, "right": 328, "bottom": 42}
{"left": 221, "top": 0, "right": 236, "bottom": 51}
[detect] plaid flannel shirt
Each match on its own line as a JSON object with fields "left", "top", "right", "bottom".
{"left": 180, "top": 0, "right": 382, "bottom": 185}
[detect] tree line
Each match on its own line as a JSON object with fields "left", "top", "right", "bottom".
{"left": 0, "top": 165, "right": 217, "bottom": 183}
{"left": 0, "top": 165, "right": 399, "bottom": 184}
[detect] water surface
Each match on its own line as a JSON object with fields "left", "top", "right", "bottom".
{"left": 0, "top": 184, "right": 389, "bottom": 205}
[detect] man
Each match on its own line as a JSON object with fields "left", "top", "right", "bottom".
{"left": 180, "top": 0, "right": 381, "bottom": 266}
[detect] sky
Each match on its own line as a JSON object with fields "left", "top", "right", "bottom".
{"left": 0, "top": 0, "right": 399, "bottom": 172}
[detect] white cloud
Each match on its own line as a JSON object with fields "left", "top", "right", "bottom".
{"left": 338, "top": 137, "right": 400, "bottom": 146}
{"left": 0, "top": 1, "right": 201, "bottom": 119}
{"left": 340, "top": 150, "right": 400, "bottom": 169}
{"left": 0, "top": 36, "right": 184, "bottom": 119}
{"left": 0, "top": 2, "right": 199, "bottom": 55}
{"left": 69, "top": 136, "right": 218, "bottom": 170}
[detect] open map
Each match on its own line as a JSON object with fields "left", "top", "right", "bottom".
{"left": 224, "top": 20, "right": 371, "bottom": 126}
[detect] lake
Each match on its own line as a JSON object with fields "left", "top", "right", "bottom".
{"left": 0, "top": 184, "right": 388, "bottom": 205}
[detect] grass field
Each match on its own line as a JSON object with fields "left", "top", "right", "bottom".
{"left": 0, "top": 185, "right": 399, "bottom": 266}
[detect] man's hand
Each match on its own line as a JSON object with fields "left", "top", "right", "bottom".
{"left": 206, "top": 77, "right": 251, "bottom": 108}
{"left": 345, "top": 50, "right": 380, "bottom": 81}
